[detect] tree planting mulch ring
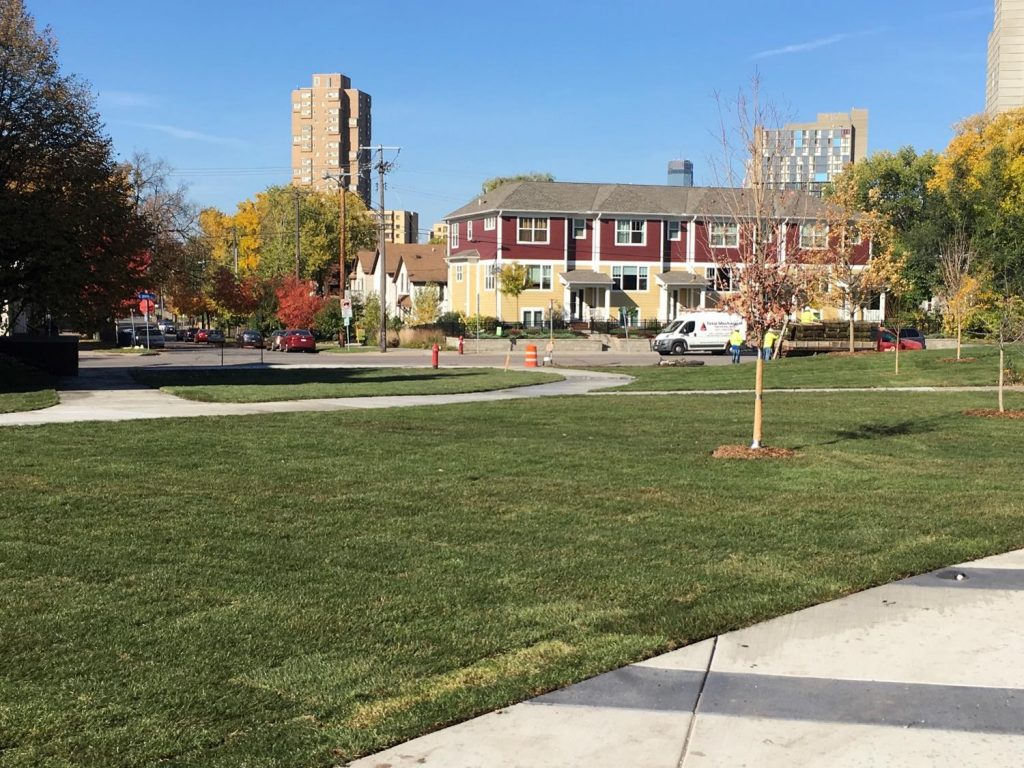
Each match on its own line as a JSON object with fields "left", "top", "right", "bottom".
{"left": 963, "top": 408, "right": 1024, "bottom": 420}
{"left": 940, "top": 357, "right": 977, "bottom": 363}
{"left": 712, "top": 445, "right": 799, "bottom": 460}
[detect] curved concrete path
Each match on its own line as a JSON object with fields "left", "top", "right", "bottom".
{"left": 0, "top": 366, "right": 633, "bottom": 427}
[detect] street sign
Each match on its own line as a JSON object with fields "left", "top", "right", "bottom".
{"left": 341, "top": 298, "right": 353, "bottom": 319}
{"left": 137, "top": 291, "right": 156, "bottom": 300}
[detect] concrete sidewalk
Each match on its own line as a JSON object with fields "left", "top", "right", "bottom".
{"left": 0, "top": 366, "right": 632, "bottom": 426}
{"left": 349, "top": 549, "right": 1024, "bottom": 768}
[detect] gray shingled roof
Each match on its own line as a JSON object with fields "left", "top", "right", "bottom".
{"left": 445, "top": 181, "right": 824, "bottom": 220}
{"left": 656, "top": 270, "right": 708, "bottom": 288}
{"left": 559, "top": 269, "right": 613, "bottom": 287}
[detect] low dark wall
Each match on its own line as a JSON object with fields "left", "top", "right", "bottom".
{"left": 0, "top": 335, "right": 79, "bottom": 376}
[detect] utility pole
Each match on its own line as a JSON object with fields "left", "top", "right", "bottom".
{"left": 363, "top": 144, "right": 400, "bottom": 353}
{"left": 324, "top": 169, "right": 352, "bottom": 347}
{"left": 232, "top": 227, "right": 239, "bottom": 275}
{"left": 294, "top": 190, "right": 301, "bottom": 279}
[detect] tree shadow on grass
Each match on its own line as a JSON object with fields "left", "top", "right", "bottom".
{"left": 816, "top": 418, "right": 946, "bottom": 447}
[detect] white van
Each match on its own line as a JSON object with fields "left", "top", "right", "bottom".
{"left": 652, "top": 311, "right": 745, "bottom": 355}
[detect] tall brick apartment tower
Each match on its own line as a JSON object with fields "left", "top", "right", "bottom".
{"left": 290, "top": 73, "right": 371, "bottom": 205}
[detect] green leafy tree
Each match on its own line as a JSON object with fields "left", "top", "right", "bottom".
{"left": 838, "top": 147, "right": 953, "bottom": 301}
{"left": 481, "top": 172, "right": 554, "bottom": 194}
{"left": 411, "top": 283, "right": 441, "bottom": 325}
{"left": 498, "top": 262, "right": 529, "bottom": 323}
{"left": 0, "top": 0, "right": 152, "bottom": 333}
{"left": 314, "top": 293, "right": 362, "bottom": 340}
{"left": 360, "top": 291, "right": 382, "bottom": 345}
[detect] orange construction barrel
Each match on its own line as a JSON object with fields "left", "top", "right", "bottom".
{"left": 524, "top": 343, "right": 538, "bottom": 368}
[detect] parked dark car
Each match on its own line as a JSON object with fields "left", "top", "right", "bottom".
{"left": 117, "top": 325, "right": 165, "bottom": 348}
{"left": 898, "top": 327, "right": 927, "bottom": 349}
{"left": 267, "top": 329, "right": 287, "bottom": 351}
{"left": 158, "top": 319, "right": 177, "bottom": 339}
{"left": 281, "top": 329, "right": 317, "bottom": 353}
{"left": 236, "top": 329, "right": 263, "bottom": 348}
{"left": 206, "top": 329, "right": 225, "bottom": 344}
{"left": 182, "top": 327, "right": 200, "bottom": 342}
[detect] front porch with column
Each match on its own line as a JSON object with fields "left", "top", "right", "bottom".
{"left": 559, "top": 269, "right": 613, "bottom": 322}
{"left": 655, "top": 270, "right": 709, "bottom": 322}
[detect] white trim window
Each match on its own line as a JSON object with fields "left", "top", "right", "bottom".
{"left": 615, "top": 219, "right": 646, "bottom": 245}
{"left": 484, "top": 264, "right": 496, "bottom": 291}
{"left": 455, "top": 264, "right": 464, "bottom": 282}
{"left": 572, "top": 218, "right": 587, "bottom": 240}
{"left": 799, "top": 223, "right": 828, "bottom": 249}
{"left": 667, "top": 221, "right": 682, "bottom": 241}
{"left": 706, "top": 266, "right": 734, "bottom": 292}
{"left": 484, "top": 216, "right": 497, "bottom": 231}
{"left": 451, "top": 222, "right": 460, "bottom": 248}
{"left": 612, "top": 266, "right": 649, "bottom": 291}
{"left": 709, "top": 222, "right": 739, "bottom": 248}
{"left": 526, "top": 264, "right": 552, "bottom": 290}
{"left": 467, "top": 220, "right": 474, "bottom": 241}
{"left": 517, "top": 217, "right": 550, "bottom": 244}
{"left": 522, "top": 308, "right": 544, "bottom": 326}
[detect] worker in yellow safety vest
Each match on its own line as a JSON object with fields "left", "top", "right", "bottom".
{"left": 729, "top": 327, "right": 745, "bottom": 364}
{"left": 762, "top": 329, "right": 778, "bottom": 361}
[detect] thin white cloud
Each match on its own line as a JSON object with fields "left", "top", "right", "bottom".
{"left": 129, "top": 122, "right": 246, "bottom": 146}
{"left": 99, "top": 90, "right": 156, "bottom": 108}
{"left": 753, "top": 33, "right": 850, "bottom": 59}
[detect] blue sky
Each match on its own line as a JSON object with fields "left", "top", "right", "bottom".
{"left": 29, "top": 0, "right": 992, "bottom": 236}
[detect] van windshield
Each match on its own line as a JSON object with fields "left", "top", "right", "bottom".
{"left": 665, "top": 320, "right": 683, "bottom": 334}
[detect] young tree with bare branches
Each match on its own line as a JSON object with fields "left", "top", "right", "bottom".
{"left": 710, "top": 76, "right": 818, "bottom": 449}
{"left": 817, "top": 175, "right": 894, "bottom": 352}
{"left": 937, "top": 229, "right": 978, "bottom": 361}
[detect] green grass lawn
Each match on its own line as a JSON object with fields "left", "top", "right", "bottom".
{"left": 318, "top": 344, "right": 379, "bottom": 353}
{"left": 0, "top": 354, "right": 58, "bottom": 413}
{"left": 600, "top": 346, "right": 1022, "bottom": 391}
{"left": 131, "top": 367, "right": 562, "bottom": 402}
{"left": 3, "top": 390, "right": 1024, "bottom": 766}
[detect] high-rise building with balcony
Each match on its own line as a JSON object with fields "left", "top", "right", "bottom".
{"left": 987, "top": 0, "right": 1024, "bottom": 114}
{"left": 756, "top": 109, "right": 868, "bottom": 194}
{"left": 290, "top": 73, "right": 371, "bottom": 205}
{"left": 667, "top": 159, "right": 694, "bottom": 187}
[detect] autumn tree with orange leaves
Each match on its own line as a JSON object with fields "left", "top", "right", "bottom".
{"left": 275, "top": 276, "right": 325, "bottom": 329}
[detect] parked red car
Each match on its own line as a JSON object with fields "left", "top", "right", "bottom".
{"left": 878, "top": 328, "right": 923, "bottom": 352}
{"left": 281, "top": 329, "right": 317, "bottom": 353}
{"left": 194, "top": 328, "right": 209, "bottom": 343}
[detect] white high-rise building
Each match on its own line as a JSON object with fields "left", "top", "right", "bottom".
{"left": 987, "top": 0, "right": 1024, "bottom": 115}
{"left": 755, "top": 109, "right": 868, "bottom": 195}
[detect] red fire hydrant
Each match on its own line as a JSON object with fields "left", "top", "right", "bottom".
{"left": 431, "top": 343, "right": 439, "bottom": 369}
{"left": 458, "top": 335, "right": 464, "bottom": 355}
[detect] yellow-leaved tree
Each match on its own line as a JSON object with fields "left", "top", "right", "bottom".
{"left": 817, "top": 174, "right": 896, "bottom": 352}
